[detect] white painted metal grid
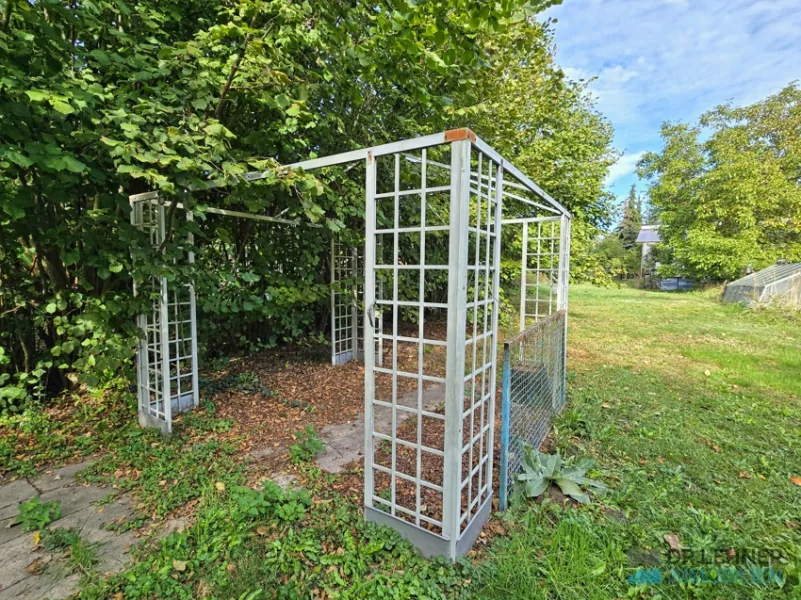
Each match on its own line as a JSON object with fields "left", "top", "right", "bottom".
{"left": 459, "top": 147, "right": 502, "bottom": 534}
{"left": 330, "top": 240, "right": 359, "bottom": 365}
{"left": 131, "top": 200, "right": 171, "bottom": 432}
{"left": 130, "top": 199, "right": 198, "bottom": 433}
{"left": 330, "top": 239, "right": 383, "bottom": 366}
{"left": 519, "top": 218, "right": 563, "bottom": 330}
{"left": 366, "top": 147, "right": 453, "bottom": 538}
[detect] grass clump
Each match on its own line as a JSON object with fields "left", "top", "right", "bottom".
{"left": 17, "top": 497, "right": 62, "bottom": 531}
{"left": 42, "top": 528, "right": 100, "bottom": 576}
{"left": 289, "top": 425, "right": 325, "bottom": 464}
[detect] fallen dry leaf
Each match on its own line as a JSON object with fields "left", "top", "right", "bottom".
{"left": 215, "top": 482, "right": 225, "bottom": 491}
{"left": 173, "top": 560, "right": 187, "bottom": 572}
{"left": 664, "top": 533, "right": 682, "bottom": 552}
{"left": 790, "top": 476, "right": 801, "bottom": 486}
{"left": 739, "top": 472, "right": 751, "bottom": 479}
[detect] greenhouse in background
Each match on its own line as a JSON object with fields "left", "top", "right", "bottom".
{"left": 722, "top": 262, "right": 801, "bottom": 308}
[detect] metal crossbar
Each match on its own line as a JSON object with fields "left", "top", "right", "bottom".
{"left": 499, "top": 311, "right": 566, "bottom": 508}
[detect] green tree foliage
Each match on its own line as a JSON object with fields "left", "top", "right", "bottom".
{"left": 617, "top": 185, "right": 642, "bottom": 250}
{"left": 594, "top": 234, "right": 639, "bottom": 279}
{"left": 455, "top": 17, "right": 617, "bottom": 284}
{"left": 0, "top": 0, "right": 617, "bottom": 407}
{"left": 638, "top": 84, "right": 801, "bottom": 281}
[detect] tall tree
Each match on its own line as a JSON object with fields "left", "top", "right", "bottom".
{"left": 455, "top": 17, "right": 617, "bottom": 283}
{"left": 638, "top": 84, "right": 801, "bottom": 281}
{"left": 617, "top": 185, "right": 642, "bottom": 250}
{"left": 0, "top": 0, "right": 616, "bottom": 405}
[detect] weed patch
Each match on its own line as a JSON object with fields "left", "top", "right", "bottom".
{"left": 78, "top": 481, "right": 473, "bottom": 600}
{"left": 17, "top": 496, "right": 62, "bottom": 531}
{"left": 79, "top": 405, "right": 243, "bottom": 518}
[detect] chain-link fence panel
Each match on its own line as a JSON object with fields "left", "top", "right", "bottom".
{"left": 499, "top": 311, "right": 566, "bottom": 507}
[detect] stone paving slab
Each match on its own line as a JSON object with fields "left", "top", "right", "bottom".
{"left": 317, "top": 384, "right": 445, "bottom": 473}
{"left": 30, "top": 461, "right": 95, "bottom": 494}
{"left": 0, "top": 569, "right": 81, "bottom": 600}
{"left": 39, "top": 485, "right": 110, "bottom": 521}
{"left": 96, "top": 530, "right": 140, "bottom": 575}
{"left": 0, "top": 502, "right": 22, "bottom": 522}
{"left": 50, "top": 499, "right": 133, "bottom": 544}
{"left": 0, "top": 534, "right": 40, "bottom": 592}
{"left": 0, "top": 481, "right": 39, "bottom": 511}
{"left": 0, "top": 461, "right": 151, "bottom": 600}
{"left": 0, "top": 515, "right": 27, "bottom": 545}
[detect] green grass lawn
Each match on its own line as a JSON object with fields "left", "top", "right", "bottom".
{"left": 4, "top": 284, "right": 800, "bottom": 598}
{"left": 476, "top": 284, "right": 801, "bottom": 599}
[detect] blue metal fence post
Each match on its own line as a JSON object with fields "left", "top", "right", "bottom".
{"left": 499, "top": 342, "right": 512, "bottom": 510}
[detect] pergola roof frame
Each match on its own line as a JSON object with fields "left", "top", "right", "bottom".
{"left": 128, "top": 128, "right": 571, "bottom": 223}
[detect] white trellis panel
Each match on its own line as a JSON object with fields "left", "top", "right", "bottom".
{"left": 131, "top": 200, "right": 198, "bottom": 434}
{"left": 331, "top": 239, "right": 383, "bottom": 366}
{"left": 362, "top": 138, "right": 503, "bottom": 561}
{"left": 518, "top": 217, "right": 564, "bottom": 331}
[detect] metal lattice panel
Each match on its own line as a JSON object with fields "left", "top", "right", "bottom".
{"left": 131, "top": 200, "right": 199, "bottom": 434}
{"left": 331, "top": 240, "right": 359, "bottom": 365}
{"left": 363, "top": 139, "right": 504, "bottom": 560}
{"left": 499, "top": 311, "right": 566, "bottom": 506}
{"left": 460, "top": 148, "right": 501, "bottom": 534}
{"left": 331, "top": 240, "right": 383, "bottom": 366}
{"left": 519, "top": 218, "right": 563, "bottom": 329}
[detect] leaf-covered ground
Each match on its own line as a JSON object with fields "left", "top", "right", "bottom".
{"left": 2, "top": 284, "right": 800, "bottom": 598}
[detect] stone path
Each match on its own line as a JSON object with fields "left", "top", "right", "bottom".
{"left": 0, "top": 461, "right": 147, "bottom": 600}
{"left": 317, "top": 384, "right": 445, "bottom": 473}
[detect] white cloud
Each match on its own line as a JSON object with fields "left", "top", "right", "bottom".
{"left": 606, "top": 152, "right": 646, "bottom": 185}
{"left": 544, "top": 0, "right": 801, "bottom": 195}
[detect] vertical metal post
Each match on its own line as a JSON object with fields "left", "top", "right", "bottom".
{"left": 376, "top": 238, "right": 384, "bottom": 367}
{"left": 499, "top": 343, "right": 511, "bottom": 510}
{"left": 131, "top": 201, "right": 147, "bottom": 426}
{"left": 186, "top": 212, "right": 199, "bottom": 408}
{"left": 330, "top": 238, "right": 336, "bottom": 365}
{"left": 390, "top": 153, "right": 400, "bottom": 515}
{"left": 363, "top": 154, "right": 377, "bottom": 510}
{"left": 556, "top": 215, "right": 567, "bottom": 311}
{"left": 351, "top": 246, "right": 359, "bottom": 361}
{"left": 484, "top": 161, "right": 503, "bottom": 511}
{"left": 443, "top": 139, "right": 470, "bottom": 560}
{"left": 561, "top": 217, "right": 571, "bottom": 408}
{"left": 158, "top": 203, "right": 172, "bottom": 434}
{"left": 519, "top": 221, "right": 528, "bottom": 332}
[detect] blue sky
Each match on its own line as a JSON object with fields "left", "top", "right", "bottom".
{"left": 541, "top": 0, "right": 801, "bottom": 207}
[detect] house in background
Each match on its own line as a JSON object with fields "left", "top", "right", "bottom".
{"left": 635, "top": 225, "right": 661, "bottom": 276}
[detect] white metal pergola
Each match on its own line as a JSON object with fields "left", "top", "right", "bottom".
{"left": 128, "top": 128, "right": 571, "bottom": 561}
